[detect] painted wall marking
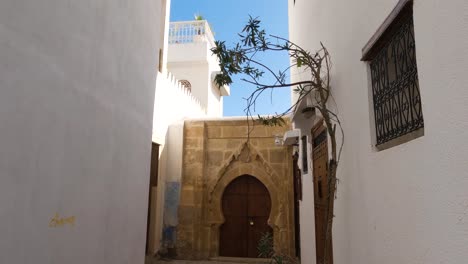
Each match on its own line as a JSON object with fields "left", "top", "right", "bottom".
{"left": 49, "top": 213, "right": 75, "bottom": 228}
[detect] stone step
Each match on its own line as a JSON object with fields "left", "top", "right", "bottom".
{"left": 151, "top": 257, "right": 271, "bottom": 264}
{"left": 211, "top": 257, "right": 270, "bottom": 263}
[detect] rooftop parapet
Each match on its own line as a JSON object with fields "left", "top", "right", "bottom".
{"left": 169, "top": 20, "right": 215, "bottom": 47}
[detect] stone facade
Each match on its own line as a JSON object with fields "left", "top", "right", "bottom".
{"left": 176, "top": 119, "right": 295, "bottom": 259}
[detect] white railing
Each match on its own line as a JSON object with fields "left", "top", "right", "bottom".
{"left": 168, "top": 20, "right": 215, "bottom": 46}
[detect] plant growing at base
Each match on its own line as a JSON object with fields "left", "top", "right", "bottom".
{"left": 258, "top": 232, "right": 298, "bottom": 264}
{"left": 212, "top": 16, "right": 344, "bottom": 264}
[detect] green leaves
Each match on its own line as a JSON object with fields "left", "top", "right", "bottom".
{"left": 277, "top": 70, "right": 286, "bottom": 85}
{"left": 293, "top": 84, "right": 306, "bottom": 95}
{"left": 258, "top": 115, "right": 286, "bottom": 127}
{"left": 194, "top": 13, "right": 204, "bottom": 20}
{"left": 214, "top": 73, "right": 232, "bottom": 88}
{"left": 241, "top": 16, "right": 261, "bottom": 47}
{"left": 296, "top": 57, "right": 303, "bottom": 68}
{"left": 257, "top": 232, "right": 274, "bottom": 258}
{"left": 258, "top": 232, "right": 297, "bottom": 264}
{"left": 210, "top": 16, "right": 328, "bottom": 134}
{"left": 211, "top": 40, "right": 244, "bottom": 87}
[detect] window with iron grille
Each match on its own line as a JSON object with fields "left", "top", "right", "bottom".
{"left": 362, "top": 0, "right": 424, "bottom": 147}
{"left": 179, "top": 80, "right": 192, "bottom": 92}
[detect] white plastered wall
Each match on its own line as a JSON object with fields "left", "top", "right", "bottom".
{"left": 0, "top": 0, "right": 162, "bottom": 263}
{"left": 293, "top": 114, "right": 319, "bottom": 264}
{"left": 151, "top": 70, "right": 206, "bottom": 253}
{"left": 167, "top": 60, "right": 210, "bottom": 113}
{"left": 208, "top": 50, "right": 224, "bottom": 117}
{"left": 167, "top": 38, "right": 224, "bottom": 117}
{"left": 288, "top": 0, "right": 468, "bottom": 263}
{"left": 151, "top": 17, "right": 224, "bottom": 253}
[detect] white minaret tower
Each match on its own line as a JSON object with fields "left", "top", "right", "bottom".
{"left": 167, "top": 19, "right": 230, "bottom": 117}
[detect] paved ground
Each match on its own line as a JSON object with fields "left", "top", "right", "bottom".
{"left": 149, "top": 257, "right": 271, "bottom": 264}
{"left": 153, "top": 261, "right": 269, "bottom": 264}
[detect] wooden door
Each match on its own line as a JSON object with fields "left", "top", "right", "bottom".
{"left": 293, "top": 152, "right": 302, "bottom": 258}
{"left": 219, "top": 175, "right": 272, "bottom": 258}
{"left": 312, "top": 125, "right": 333, "bottom": 264}
{"left": 146, "top": 143, "right": 159, "bottom": 254}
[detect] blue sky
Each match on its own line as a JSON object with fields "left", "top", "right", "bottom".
{"left": 170, "top": 0, "right": 291, "bottom": 117}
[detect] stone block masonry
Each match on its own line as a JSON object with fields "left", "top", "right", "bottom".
{"left": 174, "top": 119, "right": 296, "bottom": 260}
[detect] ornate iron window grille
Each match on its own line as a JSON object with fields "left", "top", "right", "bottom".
{"left": 313, "top": 129, "right": 327, "bottom": 148}
{"left": 369, "top": 13, "right": 424, "bottom": 146}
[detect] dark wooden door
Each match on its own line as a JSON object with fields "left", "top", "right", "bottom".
{"left": 146, "top": 143, "right": 159, "bottom": 254}
{"left": 312, "top": 124, "right": 333, "bottom": 264}
{"left": 219, "top": 175, "right": 272, "bottom": 258}
{"left": 293, "top": 152, "right": 302, "bottom": 258}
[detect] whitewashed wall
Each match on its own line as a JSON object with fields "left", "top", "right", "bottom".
{"left": 151, "top": 71, "right": 206, "bottom": 252}
{"left": 152, "top": 72, "right": 206, "bottom": 144}
{"left": 167, "top": 30, "right": 225, "bottom": 117}
{"left": 288, "top": 0, "right": 468, "bottom": 263}
{"left": 208, "top": 51, "right": 224, "bottom": 117}
{"left": 0, "top": 0, "right": 163, "bottom": 263}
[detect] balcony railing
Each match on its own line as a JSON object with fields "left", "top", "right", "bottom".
{"left": 168, "top": 20, "right": 215, "bottom": 46}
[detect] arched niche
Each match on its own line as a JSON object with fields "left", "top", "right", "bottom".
{"left": 206, "top": 160, "right": 286, "bottom": 257}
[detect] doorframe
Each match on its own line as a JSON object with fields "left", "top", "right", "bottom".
{"left": 219, "top": 175, "right": 273, "bottom": 258}
{"left": 311, "top": 121, "right": 333, "bottom": 264}
{"left": 292, "top": 152, "right": 302, "bottom": 258}
{"left": 145, "top": 142, "right": 160, "bottom": 255}
{"left": 207, "top": 164, "right": 282, "bottom": 257}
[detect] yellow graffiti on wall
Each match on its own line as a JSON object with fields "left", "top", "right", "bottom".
{"left": 49, "top": 213, "right": 75, "bottom": 228}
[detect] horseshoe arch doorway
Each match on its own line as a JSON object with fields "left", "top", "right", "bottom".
{"left": 219, "top": 175, "right": 272, "bottom": 258}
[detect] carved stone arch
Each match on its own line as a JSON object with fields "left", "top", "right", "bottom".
{"left": 206, "top": 142, "right": 286, "bottom": 257}
{"left": 208, "top": 141, "right": 282, "bottom": 195}
{"left": 208, "top": 162, "right": 280, "bottom": 227}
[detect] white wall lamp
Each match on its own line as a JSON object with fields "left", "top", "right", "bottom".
{"left": 274, "top": 135, "right": 283, "bottom": 146}
{"left": 281, "top": 129, "right": 300, "bottom": 146}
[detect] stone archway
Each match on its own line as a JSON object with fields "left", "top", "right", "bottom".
{"left": 177, "top": 120, "right": 294, "bottom": 260}
{"left": 219, "top": 175, "right": 272, "bottom": 257}
{"left": 206, "top": 144, "right": 288, "bottom": 257}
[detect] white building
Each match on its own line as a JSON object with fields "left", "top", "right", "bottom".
{"left": 168, "top": 20, "right": 230, "bottom": 117}
{"left": 147, "top": 19, "right": 230, "bottom": 257}
{"left": 288, "top": 0, "right": 468, "bottom": 263}
{"left": 0, "top": 0, "right": 169, "bottom": 263}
